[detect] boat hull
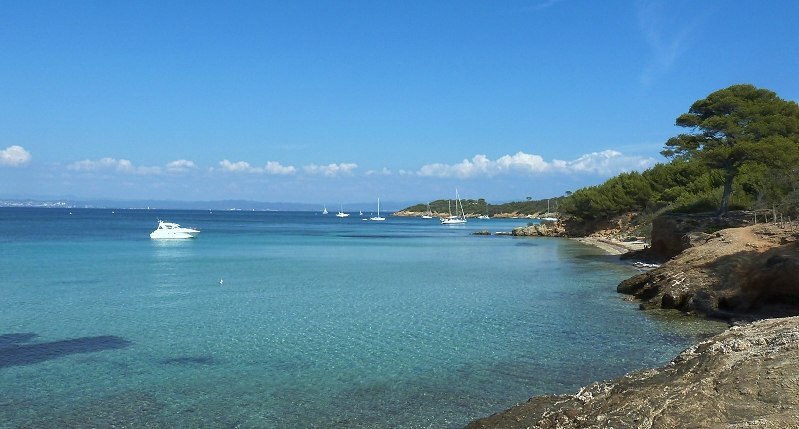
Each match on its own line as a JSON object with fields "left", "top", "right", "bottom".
{"left": 150, "top": 229, "right": 200, "bottom": 239}
{"left": 150, "top": 220, "right": 200, "bottom": 239}
{"left": 441, "top": 218, "right": 467, "bottom": 225}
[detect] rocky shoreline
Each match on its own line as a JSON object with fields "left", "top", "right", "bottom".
{"left": 466, "top": 316, "right": 799, "bottom": 429}
{"left": 618, "top": 223, "right": 799, "bottom": 320}
{"left": 464, "top": 221, "right": 799, "bottom": 429}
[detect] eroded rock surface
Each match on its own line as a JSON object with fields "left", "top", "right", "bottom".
{"left": 465, "top": 317, "right": 799, "bottom": 429}
{"left": 618, "top": 224, "right": 799, "bottom": 320}
{"left": 512, "top": 222, "right": 567, "bottom": 237}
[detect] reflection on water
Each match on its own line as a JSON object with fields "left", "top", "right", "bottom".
{"left": 150, "top": 238, "right": 197, "bottom": 262}
{"left": 150, "top": 238, "right": 196, "bottom": 249}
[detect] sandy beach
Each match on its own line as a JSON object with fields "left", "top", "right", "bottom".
{"left": 572, "top": 236, "right": 648, "bottom": 255}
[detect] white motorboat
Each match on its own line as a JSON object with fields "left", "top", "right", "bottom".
{"left": 150, "top": 220, "right": 200, "bottom": 239}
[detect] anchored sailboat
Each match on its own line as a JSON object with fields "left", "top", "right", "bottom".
{"left": 369, "top": 198, "right": 385, "bottom": 221}
{"left": 421, "top": 202, "right": 433, "bottom": 219}
{"left": 441, "top": 190, "right": 467, "bottom": 224}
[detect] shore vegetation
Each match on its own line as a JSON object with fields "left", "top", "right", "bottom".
{"left": 559, "top": 84, "right": 799, "bottom": 232}
{"left": 401, "top": 197, "right": 565, "bottom": 217}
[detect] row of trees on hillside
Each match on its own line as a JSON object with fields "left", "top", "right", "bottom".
{"left": 403, "top": 197, "right": 563, "bottom": 216}
{"left": 560, "top": 84, "right": 799, "bottom": 221}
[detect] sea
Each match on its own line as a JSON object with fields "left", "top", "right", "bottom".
{"left": 0, "top": 208, "right": 727, "bottom": 429}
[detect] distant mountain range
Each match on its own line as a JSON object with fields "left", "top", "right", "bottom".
{"left": 0, "top": 198, "right": 414, "bottom": 212}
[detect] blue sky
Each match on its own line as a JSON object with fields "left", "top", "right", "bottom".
{"left": 2, "top": 0, "right": 798, "bottom": 205}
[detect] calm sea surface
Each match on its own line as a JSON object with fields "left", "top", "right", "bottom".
{"left": 0, "top": 208, "right": 726, "bottom": 428}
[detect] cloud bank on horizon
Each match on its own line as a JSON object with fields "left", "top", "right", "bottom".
{"left": 2, "top": 143, "right": 659, "bottom": 202}
{"left": 416, "top": 151, "right": 654, "bottom": 178}
{"left": 5, "top": 144, "right": 655, "bottom": 180}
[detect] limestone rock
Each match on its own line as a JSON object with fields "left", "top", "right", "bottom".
{"left": 617, "top": 224, "right": 799, "bottom": 320}
{"left": 512, "top": 222, "right": 566, "bottom": 237}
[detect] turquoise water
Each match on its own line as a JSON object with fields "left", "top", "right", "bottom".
{"left": 0, "top": 208, "right": 725, "bottom": 428}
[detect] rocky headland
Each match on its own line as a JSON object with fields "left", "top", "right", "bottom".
{"left": 464, "top": 215, "right": 799, "bottom": 429}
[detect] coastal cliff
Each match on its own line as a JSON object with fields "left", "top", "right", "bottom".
{"left": 465, "top": 316, "right": 799, "bottom": 429}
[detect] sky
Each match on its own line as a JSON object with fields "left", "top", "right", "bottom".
{"left": 1, "top": 0, "right": 798, "bottom": 206}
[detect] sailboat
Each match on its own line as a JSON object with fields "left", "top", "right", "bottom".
{"left": 369, "top": 198, "right": 385, "bottom": 221}
{"left": 541, "top": 199, "right": 558, "bottom": 222}
{"left": 322, "top": 205, "right": 328, "bottom": 215}
{"left": 336, "top": 204, "right": 349, "bottom": 218}
{"left": 441, "top": 189, "right": 467, "bottom": 224}
{"left": 421, "top": 202, "right": 433, "bottom": 219}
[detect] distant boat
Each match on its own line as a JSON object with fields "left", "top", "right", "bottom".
{"left": 336, "top": 204, "right": 350, "bottom": 218}
{"left": 539, "top": 198, "right": 557, "bottom": 222}
{"left": 441, "top": 189, "right": 467, "bottom": 225}
{"left": 369, "top": 198, "right": 385, "bottom": 221}
{"left": 322, "top": 205, "right": 328, "bottom": 215}
{"left": 477, "top": 215, "right": 490, "bottom": 220}
{"left": 150, "top": 220, "right": 200, "bottom": 239}
{"left": 421, "top": 203, "right": 433, "bottom": 219}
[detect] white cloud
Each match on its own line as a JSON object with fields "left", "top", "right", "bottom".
{"left": 554, "top": 150, "right": 654, "bottom": 175}
{"left": 217, "top": 159, "right": 297, "bottom": 175}
{"left": 1, "top": 145, "right": 32, "bottom": 166}
{"left": 264, "top": 161, "right": 296, "bottom": 175}
{"left": 417, "top": 150, "right": 655, "bottom": 178}
{"left": 637, "top": 1, "right": 692, "bottom": 85}
{"left": 67, "top": 157, "right": 199, "bottom": 175}
{"left": 166, "top": 159, "right": 197, "bottom": 173}
{"left": 365, "top": 167, "right": 392, "bottom": 176}
{"left": 218, "top": 159, "right": 256, "bottom": 173}
{"left": 303, "top": 162, "right": 358, "bottom": 177}
{"left": 418, "top": 152, "right": 551, "bottom": 178}
{"left": 68, "top": 157, "right": 138, "bottom": 172}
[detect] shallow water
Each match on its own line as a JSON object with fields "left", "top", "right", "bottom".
{"left": 0, "top": 208, "right": 726, "bottom": 428}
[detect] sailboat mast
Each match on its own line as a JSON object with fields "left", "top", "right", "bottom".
{"left": 456, "top": 188, "right": 465, "bottom": 219}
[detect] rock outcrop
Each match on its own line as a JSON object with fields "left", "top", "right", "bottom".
{"left": 512, "top": 222, "right": 567, "bottom": 237}
{"left": 465, "top": 316, "right": 799, "bottom": 429}
{"left": 618, "top": 223, "right": 799, "bottom": 320}
{"left": 645, "top": 212, "right": 753, "bottom": 261}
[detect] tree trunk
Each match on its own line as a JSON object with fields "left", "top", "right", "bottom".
{"left": 719, "top": 172, "right": 734, "bottom": 215}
